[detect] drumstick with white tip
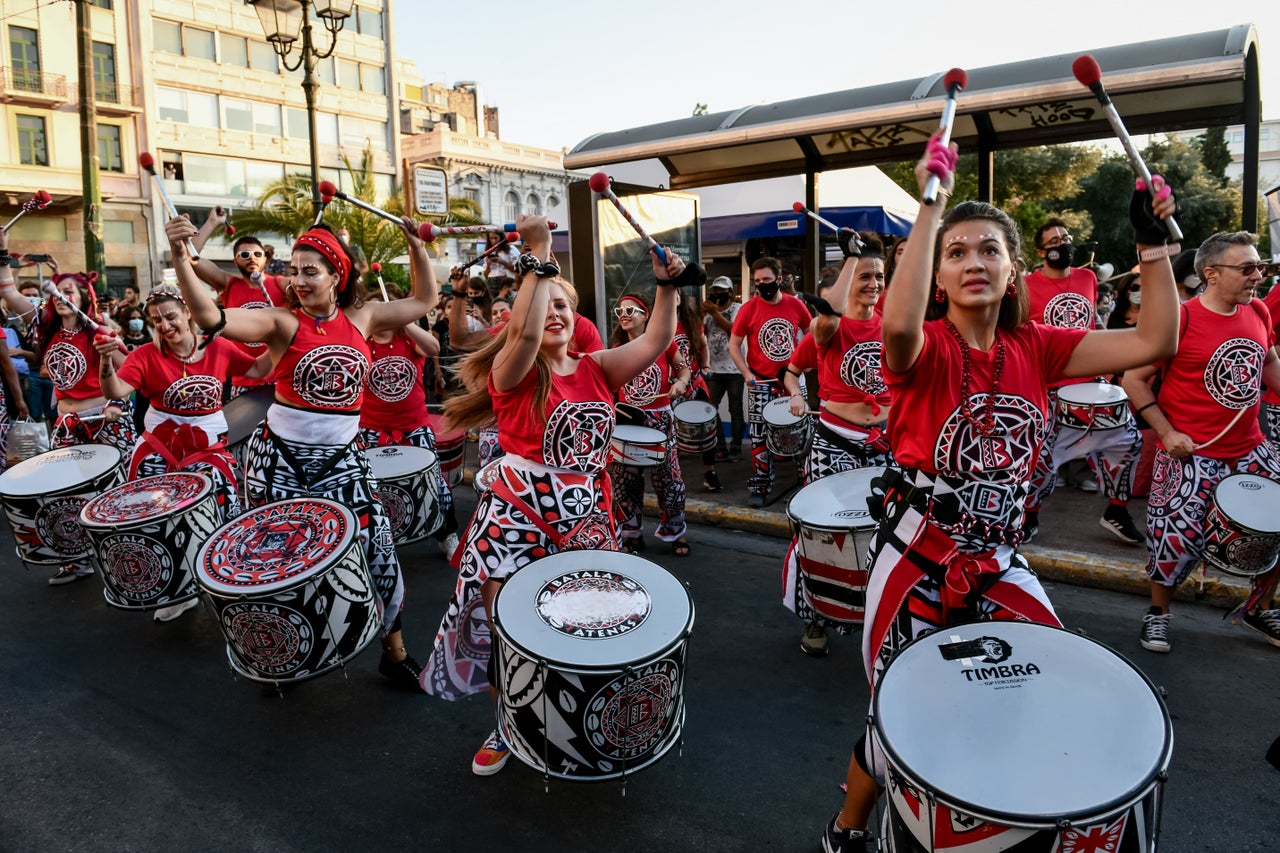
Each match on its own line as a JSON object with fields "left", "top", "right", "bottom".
{"left": 924, "top": 68, "right": 967, "bottom": 205}
{"left": 139, "top": 152, "right": 200, "bottom": 261}
{"left": 371, "top": 262, "right": 389, "bottom": 301}
{"left": 1072, "top": 54, "right": 1183, "bottom": 241}
{"left": 419, "top": 224, "right": 542, "bottom": 241}
{"left": 2, "top": 190, "right": 52, "bottom": 232}
{"left": 588, "top": 172, "right": 668, "bottom": 263}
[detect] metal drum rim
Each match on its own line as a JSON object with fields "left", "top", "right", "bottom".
{"left": 78, "top": 471, "right": 215, "bottom": 529}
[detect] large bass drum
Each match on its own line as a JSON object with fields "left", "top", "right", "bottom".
{"left": 0, "top": 444, "right": 123, "bottom": 566}
{"left": 492, "top": 549, "right": 694, "bottom": 781}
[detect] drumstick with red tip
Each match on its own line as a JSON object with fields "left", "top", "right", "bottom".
{"left": 791, "top": 202, "right": 841, "bottom": 234}
{"left": 588, "top": 172, "right": 668, "bottom": 263}
{"left": 218, "top": 206, "right": 236, "bottom": 238}
{"left": 2, "top": 190, "right": 52, "bottom": 233}
{"left": 371, "top": 261, "right": 389, "bottom": 301}
{"left": 40, "top": 280, "right": 127, "bottom": 353}
{"left": 923, "top": 68, "right": 967, "bottom": 205}
{"left": 1072, "top": 54, "right": 1182, "bottom": 241}
{"left": 139, "top": 152, "right": 200, "bottom": 261}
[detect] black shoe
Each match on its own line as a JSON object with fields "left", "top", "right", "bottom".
{"left": 1100, "top": 504, "right": 1142, "bottom": 544}
{"left": 1021, "top": 510, "right": 1039, "bottom": 544}
{"left": 821, "top": 813, "right": 875, "bottom": 853}
{"left": 379, "top": 653, "right": 425, "bottom": 692}
{"left": 703, "top": 470, "right": 723, "bottom": 492}
{"left": 1139, "top": 607, "right": 1171, "bottom": 653}
{"left": 728, "top": 444, "right": 743, "bottom": 462}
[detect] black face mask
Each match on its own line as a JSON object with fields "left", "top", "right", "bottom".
{"left": 711, "top": 293, "right": 731, "bottom": 305}
{"left": 1044, "top": 244, "right": 1074, "bottom": 270}
{"left": 757, "top": 282, "right": 780, "bottom": 300}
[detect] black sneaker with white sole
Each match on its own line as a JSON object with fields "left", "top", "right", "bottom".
{"left": 1241, "top": 609, "right": 1280, "bottom": 647}
{"left": 1100, "top": 504, "right": 1143, "bottom": 544}
{"left": 821, "top": 813, "right": 875, "bottom": 853}
{"left": 1140, "top": 607, "right": 1171, "bottom": 653}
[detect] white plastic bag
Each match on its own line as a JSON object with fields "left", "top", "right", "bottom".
{"left": 7, "top": 418, "right": 49, "bottom": 462}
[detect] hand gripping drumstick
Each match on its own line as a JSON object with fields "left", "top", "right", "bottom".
{"left": 588, "top": 172, "right": 668, "bottom": 264}
{"left": 140, "top": 153, "right": 200, "bottom": 262}
{"left": 923, "top": 68, "right": 968, "bottom": 205}
{"left": 371, "top": 262, "right": 389, "bottom": 301}
{"left": 2, "top": 190, "right": 52, "bottom": 233}
{"left": 317, "top": 180, "right": 407, "bottom": 228}
{"left": 1072, "top": 54, "right": 1183, "bottom": 241}
{"left": 40, "top": 280, "right": 128, "bottom": 354}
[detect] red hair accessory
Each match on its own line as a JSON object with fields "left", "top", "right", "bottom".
{"left": 618, "top": 294, "right": 649, "bottom": 313}
{"left": 294, "top": 227, "right": 351, "bottom": 291}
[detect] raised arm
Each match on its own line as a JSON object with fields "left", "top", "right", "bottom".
{"left": 813, "top": 243, "right": 862, "bottom": 346}
{"left": 491, "top": 215, "right": 556, "bottom": 392}
{"left": 0, "top": 229, "right": 36, "bottom": 323}
{"left": 94, "top": 337, "right": 137, "bottom": 401}
{"left": 594, "top": 251, "right": 684, "bottom": 388}
{"left": 403, "top": 321, "right": 440, "bottom": 358}
{"left": 359, "top": 217, "right": 438, "bottom": 336}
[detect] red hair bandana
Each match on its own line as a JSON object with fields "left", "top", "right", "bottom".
{"left": 294, "top": 228, "right": 351, "bottom": 292}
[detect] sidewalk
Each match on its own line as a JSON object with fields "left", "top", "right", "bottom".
{"left": 635, "top": 445, "right": 1254, "bottom": 610}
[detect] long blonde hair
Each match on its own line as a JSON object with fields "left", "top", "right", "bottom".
{"left": 444, "top": 277, "right": 579, "bottom": 431}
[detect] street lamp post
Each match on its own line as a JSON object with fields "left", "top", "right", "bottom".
{"left": 246, "top": 0, "right": 354, "bottom": 213}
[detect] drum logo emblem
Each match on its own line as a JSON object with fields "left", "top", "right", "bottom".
{"left": 1056, "top": 812, "right": 1128, "bottom": 852}
{"left": 224, "top": 603, "right": 311, "bottom": 674}
{"left": 939, "top": 635, "right": 1044, "bottom": 685}
{"left": 535, "top": 570, "right": 651, "bottom": 638}
{"left": 376, "top": 483, "right": 412, "bottom": 539}
{"left": 587, "top": 658, "right": 678, "bottom": 758}
{"left": 101, "top": 534, "right": 172, "bottom": 596}
{"left": 757, "top": 318, "right": 796, "bottom": 362}
{"left": 35, "top": 497, "right": 90, "bottom": 556}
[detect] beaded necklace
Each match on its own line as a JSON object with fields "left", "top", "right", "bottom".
{"left": 302, "top": 302, "right": 340, "bottom": 335}
{"left": 942, "top": 318, "right": 1006, "bottom": 437}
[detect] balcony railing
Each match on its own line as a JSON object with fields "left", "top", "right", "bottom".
{"left": 92, "top": 81, "right": 141, "bottom": 108}
{"left": 0, "top": 66, "right": 69, "bottom": 100}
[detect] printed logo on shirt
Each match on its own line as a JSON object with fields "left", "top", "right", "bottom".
{"left": 935, "top": 393, "right": 1045, "bottom": 482}
{"left": 1203, "top": 337, "right": 1266, "bottom": 410}
{"left": 367, "top": 355, "right": 418, "bottom": 403}
{"left": 543, "top": 399, "right": 614, "bottom": 471}
{"left": 162, "top": 375, "right": 222, "bottom": 411}
{"left": 44, "top": 341, "right": 87, "bottom": 390}
{"left": 622, "top": 362, "right": 664, "bottom": 406}
{"left": 292, "top": 345, "right": 369, "bottom": 408}
{"left": 756, "top": 317, "right": 797, "bottom": 362}
{"left": 1043, "top": 292, "right": 1095, "bottom": 330}
{"left": 839, "top": 340, "right": 887, "bottom": 396}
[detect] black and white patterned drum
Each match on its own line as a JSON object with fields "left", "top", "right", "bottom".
{"left": 195, "top": 499, "right": 381, "bottom": 685}
{"left": 1201, "top": 473, "right": 1280, "bottom": 577}
{"left": 223, "top": 385, "right": 274, "bottom": 481}
{"left": 492, "top": 550, "right": 695, "bottom": 781}
{"left": 672, "top": 400, "right": 719, "bottom": 453}
{"left": 1055, "top": 382, "right": 1130, "bottom": 431}
{"left": 365, "top": 444, "right": 442, "bottom": 545}
{"left": 787, "top": 467, "right": 884, "bottom": 624}
{"left": 610, "top": 425, "right": 667, "bottom": 468}
{"left": 873, "top": 622, "right": 1172, "bottom": 852}
{"left": 762, "top": 396, "right": 811, "bottom": 458}
{"left": 0, "top": 444, "right": 123, "bottom": 566}
{"left": 79, "top": 472, "right": 221, "bottom": 611}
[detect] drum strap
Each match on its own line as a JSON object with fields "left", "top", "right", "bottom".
{"left": 266, "top": 429, "right": 354, "bottom": 491}
{"left": 130, "top": 423, "right": 235, "bottom": 484}
{"left": 488, "top": 472, "right": 616, "bottom": 552}
{"left": 816, "top": 417, "right": 890, "bottom": 456}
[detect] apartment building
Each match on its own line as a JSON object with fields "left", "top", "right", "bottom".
{"left": 0, "top": 0, "right": 396, "bottom": 293}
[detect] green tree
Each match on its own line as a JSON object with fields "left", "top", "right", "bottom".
{"left": 1197, "top": 126, "right": 1232, "bottom": 186}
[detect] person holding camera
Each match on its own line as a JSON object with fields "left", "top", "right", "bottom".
{"left": 701, "top": 277, "right": 745, "bottom": 461}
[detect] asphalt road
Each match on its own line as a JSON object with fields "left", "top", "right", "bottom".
{"left": 1, "top": 497, "right": 1277, "bottom": 852}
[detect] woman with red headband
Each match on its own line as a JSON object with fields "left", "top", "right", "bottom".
{"left": 164, "top": 214, "right": 438, "bottom": 691}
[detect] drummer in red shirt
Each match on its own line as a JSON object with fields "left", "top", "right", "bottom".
{"left": 1122, "top": 231, "right": 1280, "bottom": 653}
{"left": 729, "top": 257, "right": 811, "bottom": 506}
{"left": 1023, "top": 219, "right": 1144, "bottom": 545}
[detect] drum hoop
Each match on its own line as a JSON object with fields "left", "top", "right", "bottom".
{"left": 492, "top": 605, "right": 695, "bottom": 676}
{"left": 1211, "top": 477, "right": 1280, "bottom": 535}
{"left": 793, "top": 519, "right": 878, "bottom": 535}
{"left": 80, "top": 472, "right": 215, "bottom": 528}
{"left": 872, "top": 622, "right": 1173, "bottom": 829}
{"left": 1056, "top": 384, "right": 1127, "bottom": 405}
{"left": 0, "top": 446, "right": 123, "bottom": 499}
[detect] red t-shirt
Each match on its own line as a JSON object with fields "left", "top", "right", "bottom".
{"left": 674, "top": 322, "right": 700, "bottom": 374}
{"left": 618, "top": 343, "right": 680, "bottom": 411}
{"left": 731, "top": 294, "right": 811, "bottom": 379}
{"left": 816, "top": 315, "right": 890, "bottom": 407}
{"left": 490, "top": 354, "right": 617, "bottom": 472}
{"left": 272, "top": 309, "right": 371, "bottom": 412}
{"left": 43, "top": 327, "right": 105, "bottom": 401}
{"left": 789, "top": 333, "right": 819, "bottom": 373}
{"left": 487, "top": 312, "right": 603, "bottom": 355}
{"left": 360, "top": 332, "right": 428, "bottom": 433}
{"left": 1027, "top": 267, "right": 1098, "bottom": 330}
{"left": 116, "top": 338, "right": 255, "bottom": 415}
{"left": 1156, "top": 296, "right": 1273, "bottom": 459}
{"left": 885, "top": 320, "right": 1085, "bottom": 481}
{"left": 1262, "top": 286, "right": 1280, "bottom": 407}
{"left": 222, "top": 274, "right": 285, "bottom": 387}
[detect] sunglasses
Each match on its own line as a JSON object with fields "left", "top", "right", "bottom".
{"left": 613, "top": 306, "right": 646, "bottom": 318}
{"left": 237, "top": 250, "right": 265, "bottom": 260}
{"left": 1210, "top": 262, "right": 1269, "bottom": 275}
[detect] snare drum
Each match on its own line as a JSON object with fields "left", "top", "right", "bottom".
{"left": 493, "top": 550, "right": 694, "bottom": 781}
{"left": 0, "top": 445, "right": 123, "bottom": 566}
{"left": 195, "top": 499, "right": 381, "bottom": 685}
{"left": 787, "top": 467, "right": 884, "bottom": 624}
{"left": 79, "top": 472, "right": 222, "bottom": 611}
{"left": 611, "top": 425, "right": 668, "bottom": 468}
{"left": 762, "top": 396, "right": 812, "bottom": 458}
{"left": 427, "top": 412, "right": 466, "bottom": 488}
{"left": 1201, "top": 473, "right": 1280, "bottom": 577}
{"left": 672, "top": 400, "right": 719, "bottom": 453}
{"left": 365, "top": 445, "right": 442, "bottom": 545}
{"left": 874, "top": 622, "right": 1172, "bottom": 852}
{"left": 1055, "top": 382, "right": 1131, "bottom": 431}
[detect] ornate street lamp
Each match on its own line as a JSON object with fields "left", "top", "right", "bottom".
{"left": 246, "top": 0, "right": 355, "bottom": 212}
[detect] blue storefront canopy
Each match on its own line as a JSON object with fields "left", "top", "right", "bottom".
{"left": 700, "top": 205, "right": 913, "bottom": 242}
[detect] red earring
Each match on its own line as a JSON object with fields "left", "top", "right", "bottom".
{"left": 1008, "top": 282, "right": 1018, "bottom": 296}
{"left": 934, "top": 288, "right": 945, "bottom": 303}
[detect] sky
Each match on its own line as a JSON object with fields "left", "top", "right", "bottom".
{"left": 395, "top": 0, "right": 1280, "bottom": 154}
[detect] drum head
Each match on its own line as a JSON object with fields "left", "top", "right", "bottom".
{"left": 787, "top": 467, "right": 885, "bottom": 531}
{"left": 80, "top": 472, "right": 213, "bottom": 528}
{"left": 874, "top": 622, "right": 1172, "bottom": 825}
{"left": 494, "top": 550, "right": 694, "bottom": 670}
{"left": 613, "top": 425, "right": 666, "bottom": 444}
{"left": 196, "top": 498, "right": 358, "bottom": 596}
{"left": 365, "top": 444, "right": 438, "bottom": 478}
{"left": 762, "top": 396, "right": 802, "bottom": 426}
{"left": 1214, "top": 474, "right": 1280, "bottom": 534}
{"left": 673, "top": 400, "right": 716, "bottom": 422}
{"left": 0, "top": 444, "right": 121, "bottom": 498}
{"left": 1056, "top": 382, "right": 1127, "bottom": 407}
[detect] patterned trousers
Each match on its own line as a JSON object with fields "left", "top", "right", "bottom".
{"left": 1028, "top": 392, "right": 1142, "bottom": 509}
{"left": 747, "top": 381, "right": 787, "bottom": 496}
{"left": 611, "top": 407, "right": 687, "bottom": 541}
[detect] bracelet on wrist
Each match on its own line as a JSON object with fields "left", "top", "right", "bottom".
{"left": 516, "top": 253, "right": 560, "bottom": 279}
{"left": 1136, "top": 401, "right": 1159, "bottom": 415}
{"left": 1137, "top": 242, "right": 1180, "bottom": 263}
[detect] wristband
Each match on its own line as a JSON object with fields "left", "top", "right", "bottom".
{"left": 1138, "top": 243, "right": 1181, "bottom": 263}
{"left": 516, "top": 253, "right": 560, "bottom": 278}
{"left": 1136, "top": 401, "right": 1159, "bottom": 415}
{"left": 791, "top": 393, "right": 804, "bottom": 399}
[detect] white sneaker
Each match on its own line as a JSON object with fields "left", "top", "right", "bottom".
{"left": 154, "top": 597, "right": 200, "bottom": 622}
{"left": 438, "top": 532, "right": 460, "bottom": 558}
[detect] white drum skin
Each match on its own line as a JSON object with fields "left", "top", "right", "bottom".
{"left": 762, "top": 397, "right": 811, "bottom": 458}
{"left": 611, "top": 425, "right": 668, "bottom": 468}
{"left": 672, "top": 400, "right": 718, "bottom": 453}
{"left": 365, "top": 444, "right": 442, "bottom": 545}
{"left": 1201, "top": 473, "right": 1280, "bottom": 577}
{"left": 0, "top": 445, "right": 123, "bottom": 566}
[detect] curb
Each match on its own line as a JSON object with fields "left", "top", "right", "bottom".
{"left": 646, "top": 495, "right": 1254, "bottom": 610}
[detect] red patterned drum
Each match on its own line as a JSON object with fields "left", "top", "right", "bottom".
{"left": 365, "top": 445, "right": 442, "bottom": 545}
{"left": 78, "top": 472, "right": 222, "bottom": 611}
{"left": 787, "top": 467, "right": 884, "bottom": 624}
{"left": 1054, "top": 382, "right": 1130, "bottom": 431}
{"left": 610, "top": 425, "right": 667, "bottom": 467}
{"left": 0, "top": 445, "right": 123, "bottom": 566}
{"left": 493, "top": 550, "right": 694, "bottom": 781}
{"left": 223, "top": 385, "right": 274, "bottom": 481}
{"left": 195, "top": 499, "right": 381, "bottom": 685}
{"left": 1201, "top": 474, "right": 1280, "bottom": 577}
{"left": 428, "top": 412, "right": 466, "bottom": 487}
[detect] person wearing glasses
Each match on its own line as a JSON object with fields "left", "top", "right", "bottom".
{"left": 728, "top": 257, "right": 812, "bottom": 506}
{"left": 1121, "top": 232, "right": 1280, "bottom": 654}
{"left": 1022, "top": 219, "right": 1144, "bottom": 545}
{"left": 610, "top": 294, "right": 693, "bottom": 556}
{"left": 194, "top": 208, "right": 287, "bottom": 399}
